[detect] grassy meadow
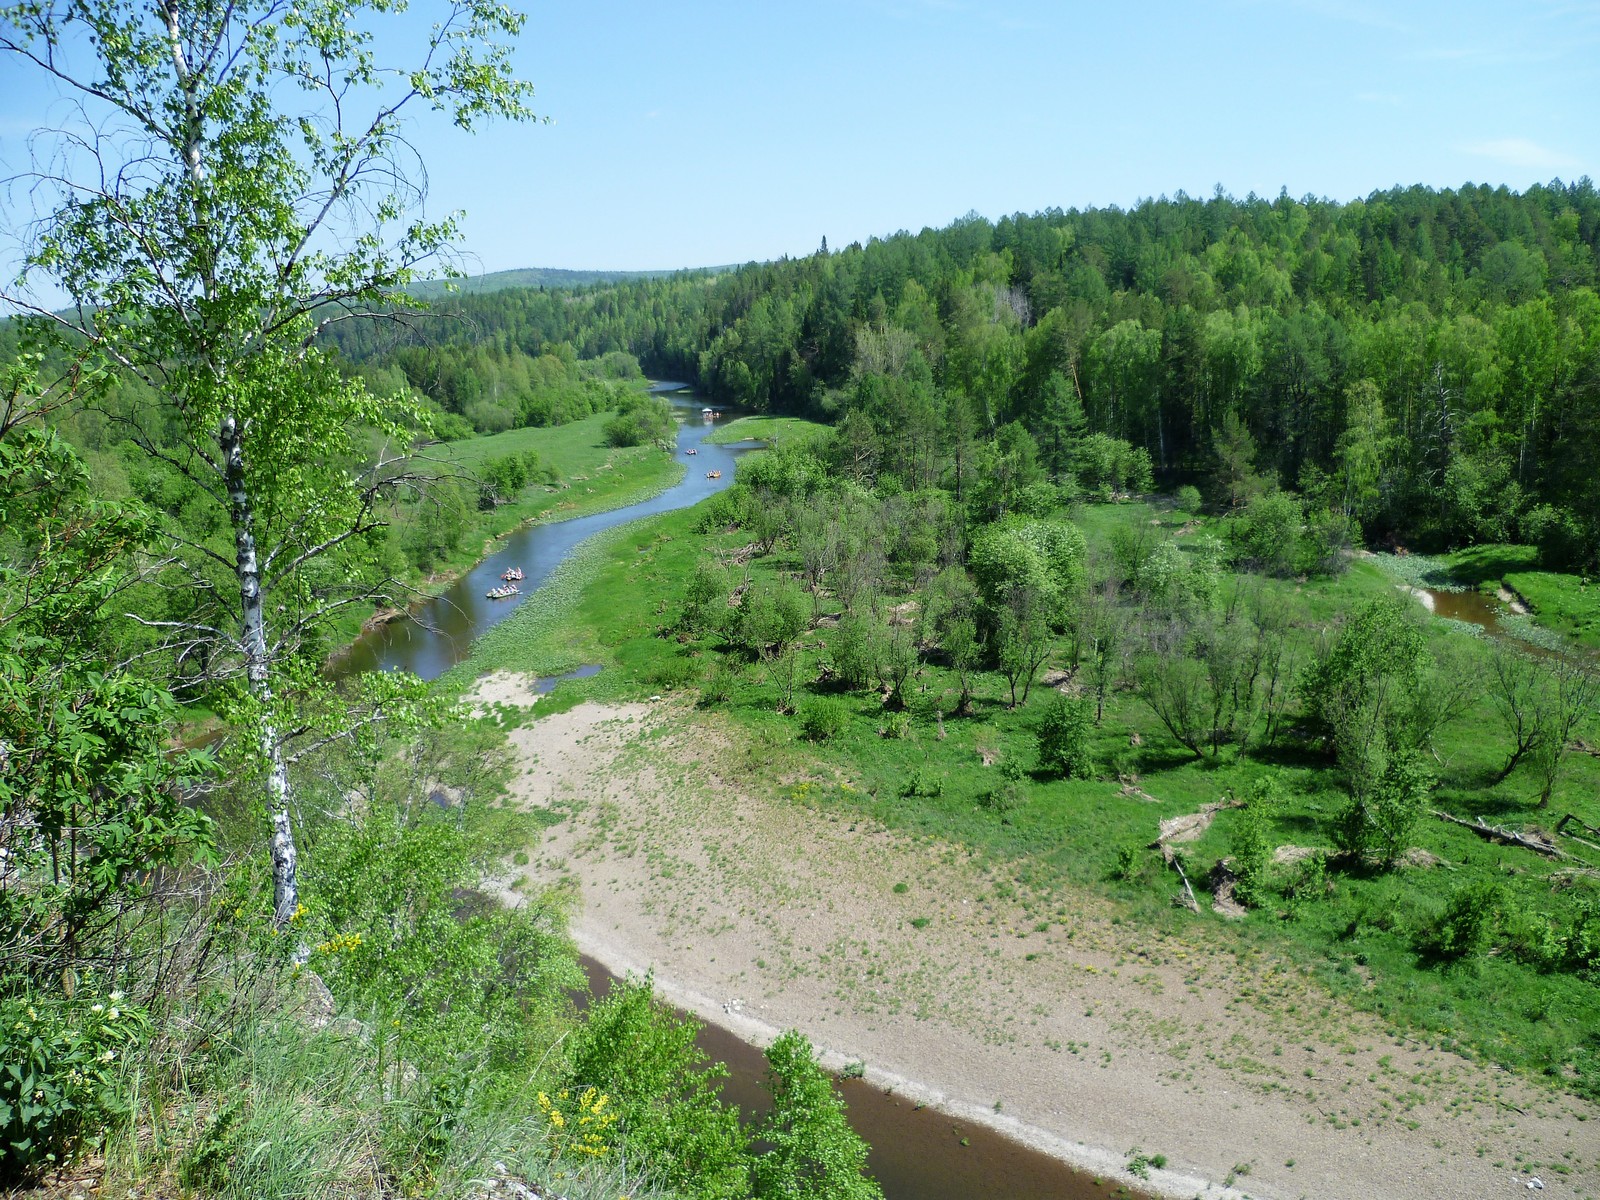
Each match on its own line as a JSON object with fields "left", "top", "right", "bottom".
{"left": 427, "top": 411, "right": 685, "bottom": 553}
{"left": 701, "top": 415, "right": 828, "bottom": 447}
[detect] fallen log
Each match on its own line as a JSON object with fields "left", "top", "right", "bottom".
{"left": 1555, "top": 813, "right": 1600, "bottom": 856}
{"left": 1431, "top": 809, "right": 1568, "bottom": 860}
{"left": 1162, "top": 844, "right": 1200, "bottom": 912}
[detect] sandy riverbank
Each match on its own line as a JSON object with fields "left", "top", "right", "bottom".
{"left": 481, "top": 689, "right": 1598, "bottom": 1200}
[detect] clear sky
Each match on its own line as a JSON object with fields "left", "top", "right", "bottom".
{"left": 3, "top": 0, "right": 1599, "bottom": 279}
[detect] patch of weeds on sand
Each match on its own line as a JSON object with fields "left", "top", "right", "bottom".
{"left": 1125, "top": 1147, "right": 1167, "bottom": 1179}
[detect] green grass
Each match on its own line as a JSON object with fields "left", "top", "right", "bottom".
{"left": 1502, "top": 570, "right": 1600, "bottom": 648}
{"left": 432, "top": 411, "right": 685, "bottom": 537}
{"left": 461, "top": 491, "right": 1600, "bottom": 1098}
{"left": 701, "top": 415, "right": 828, "bottom": 446}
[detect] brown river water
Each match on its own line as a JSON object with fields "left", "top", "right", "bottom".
{"left": 576, "top": 958, "right": 1144, "bottom": 1200}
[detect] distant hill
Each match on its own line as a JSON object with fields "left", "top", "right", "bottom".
{"left": 407, "top": 265, "right": 731, "bottom": 298}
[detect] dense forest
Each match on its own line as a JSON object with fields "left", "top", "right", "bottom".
{"left": 333, "top": 182, "right": 1600, "bottom": 568}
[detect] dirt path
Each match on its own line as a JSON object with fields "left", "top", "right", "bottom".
{"left": 490, "top": 693, "right": 1598, "bottom": 1200}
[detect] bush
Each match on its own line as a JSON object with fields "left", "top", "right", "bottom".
{"left": 695, "top": 484, "right": 756, "bottom": 533}
{"left": 1228, "top": 490, "right": 1303, "bottom": 576}
{"left": 972, "top": 780, "right": 1024, "bottom": 819}
{"left": 1036, "top": 694, "right": 1094, "bottom": 779}
{"left": 879, "top": 711, "right": 912, "bottom": 740}
{"left": 828, "top": 613, "right": 882, "bottom": 691}
{"left": 646, "top": 655, "right": 700, "bottom": 691}
{"left": 603, "top": 395, "right": 675, "bottom": 449}
{"left": 1282, "top": 852, "right": 1329, "bottom": 918}
{"left": 699, "top": 660, "right": 738, "bottom": 706}
{"left": 1303, "top": 507, "right": 1358, "bottom": 576}
{"left": 0, "top": 988, "right": 147, "bottom": 1185}
{"left": 1013, "top": 480, "right": 1063, "bottom": 517}
{"left": 477, "top": 450, "right": 553, "bottom": 509}
{"left": 1230, "top": 784, "right": 1278, "bottom": 907}
{"left": 1075, "top": 433, "right": 1153, "bottom": 497}
{"left": 1525, "top": 503, "right": 1594, "bottom": 572}
{"left": 751, "top": 1032, "right": 881, "bottom": 1200}
{"left": 678, "top": 558, "right": 731, "bottom": 639}
{"left": 565, "top": 980, "right": 749, "bottom": 1200}
{"left": 1333, "top": 750, "right": 1432, "bottom": 868}
{"left": 1111, "top": 843, "right": 1147, "bottom": 882}
{"left": 1174, "top": 484, "right": 1203, "bottom": 514}
{"left": 734, "top": 581, "right": 810, "bottom": 660}
{"left": 1419, "top": 881, "right": 1504, "bottom": 961}
{"left": 797, "top": 697, "right": 849, "bottom": 742}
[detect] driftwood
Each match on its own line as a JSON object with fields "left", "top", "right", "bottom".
{"left": 1555, "top": 813, "right": 1600, "bottom": 856}
{"left": 1162, "top": 844, "right": 1200, "bottom": 912}
{"left": 1207, "top": 859, "right": 1248, "bottom": 918}
{"left": 1431, "top": 809, "right": 1568, "bottom": 860}
{"left": 1148, "top": 798, "right": 1246, "bottom": 912}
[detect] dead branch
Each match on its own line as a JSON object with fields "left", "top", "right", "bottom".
{"left": 1555, "top": 813, "right": 1600, "bottom": 856}
{"left": 1430, "top": 809, "right": 1568, "bottom": 860}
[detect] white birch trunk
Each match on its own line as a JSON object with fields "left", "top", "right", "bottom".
{"left": 221, "top": 415, "right": 299, "bottom": 927}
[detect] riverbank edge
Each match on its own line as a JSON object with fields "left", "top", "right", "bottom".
{"left": 565, "top": 918, "right": 1243, "bottom": 1200}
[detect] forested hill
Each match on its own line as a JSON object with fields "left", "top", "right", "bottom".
{"left": 404, "top": 264, "right": 727, "bottom": 298}
{"left": 332, "top": 182, "right": 1600, "bottom": 565}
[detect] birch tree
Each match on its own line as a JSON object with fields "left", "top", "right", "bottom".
{"left": 1, "top": 0, "right": 535, "bottom": 926}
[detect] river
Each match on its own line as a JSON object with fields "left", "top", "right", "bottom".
{"left": 336, "top": 384, "right": 762, "bottom": 679}
{"left": 344, "top": 383, "right": 1152, "bottom": 1199}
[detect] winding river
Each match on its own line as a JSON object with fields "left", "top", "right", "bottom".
{"left": 342, "top": 384, "right": 1147, "bottom": 1199}
{"left": 337, "top": 385, "right": 762, "bottom": 680}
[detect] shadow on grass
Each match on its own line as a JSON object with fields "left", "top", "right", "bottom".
{"left": 1446, "top": 543, "right": 1539, "bottom": 586}
{"left": 1131, "top": 745, "right": 1207, "bottom": 774}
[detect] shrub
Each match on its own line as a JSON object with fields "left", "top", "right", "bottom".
{"left": 797, "top": 697, "right": 849, "bottom": 742}
{"left": 695, "top": 484, "right": 756, "bottom": 533}
{"left": 1036, "top": 694, "right": 1095, "bottom": 779}
{"left": 828, "top": 613, "right": 881, "bottom": 691}
{"left": 646, "top": 655, "right": 700, "bottom": 691}
{"left": 678, "top": 558, "right": 731, "bottom": 639}
{"left": 752, "top": 1032, "right": 881, "bottom": 1200}
{"left": 979, "top": 775, "right": 1028, "bottom": 815}
{"left": 1013, "top": 480, "right": 1063, "bottom": 517}
{"left": 1333, "top": 750, "right": 1432, "bottom": 868}
{"left": 879, "top": 711, "right": 912, "bottom": 740}
{"left": 1303, "top": 507, "right": 1358, "bottom": 576}
{"left": 1111, "top": 843, "right": 1147, "bottom": 882}
{"left": 699, "top": 660, "right": 738, "bottom": 706}
{"left": 1419, "top": 881, "right": 1504, "bottom": 961}
{"left": 563, "top": 980, "right": 748, "bottom": 1200}
{"left": 1282, "top": 852, "right": 1328, "bottom": 918}
{"left": 1174, "top": 484, "right": 1203, "bottom": 514}
{"left": 1230, "top": 796, "right": 1275, "bottom": 908}
{"left": 898, "top": 767, "right": 943, "bottom": 799}
{"left": 734, "top": 581, "right": 809, "bottom": 660}
{"left": 0, "top": 988, "right": 147, "bottom": 1185}
{"left": 1525, "top": 503, "right": 1594, "bottom": 572}
{"left": 603, "top": 395, "right": 674, "bottom": 448}
{"left": 1228, "top": 490, "right": 1303, "bottom": 576}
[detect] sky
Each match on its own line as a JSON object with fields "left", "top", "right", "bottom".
{"left": 2, "top": 0, "right": 1598, "bottom": 281}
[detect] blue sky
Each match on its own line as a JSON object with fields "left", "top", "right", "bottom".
{"left": 4, "top": 0, "right": 1599, "bottom": 278}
